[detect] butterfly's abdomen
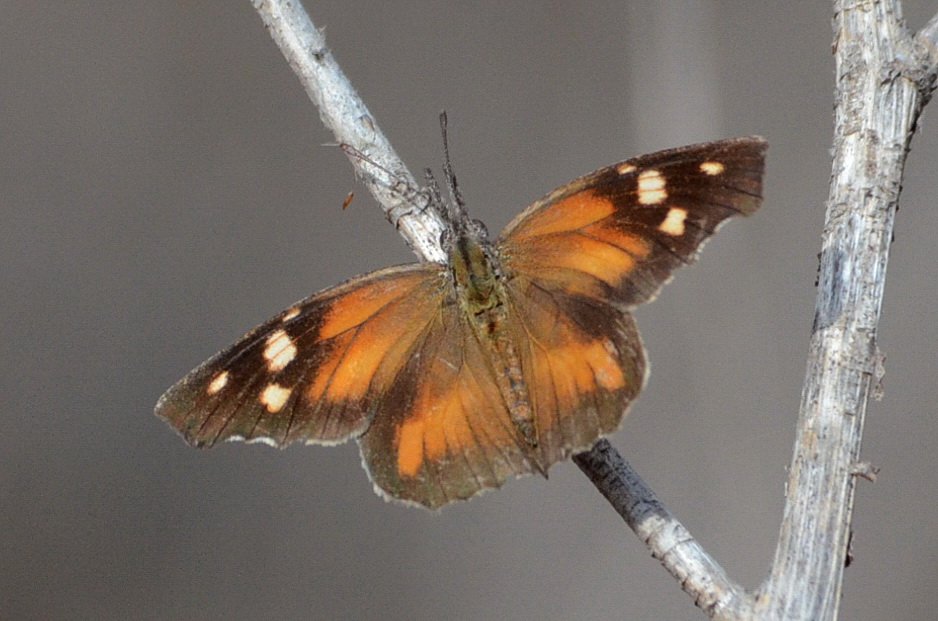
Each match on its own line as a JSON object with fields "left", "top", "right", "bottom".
{"left": 471, "top": 301, "right": 540, "bottom": 454}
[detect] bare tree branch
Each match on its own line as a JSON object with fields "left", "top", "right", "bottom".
{"left": 574, "top": 441, "right": 753, "bottom": 619}
{"left": 757, "top": 2, "right": 938, "bottom": 619}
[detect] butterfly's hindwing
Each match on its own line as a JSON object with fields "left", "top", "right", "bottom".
{"left": 504, "top": 275, "right": 647, "bottom": 466}
{"left": 359, "top": 304, "right": 537, "bottom": 509}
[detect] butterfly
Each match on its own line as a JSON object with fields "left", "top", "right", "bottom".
{"left": 155, "top": 136, "right": 767, "bottom": 509}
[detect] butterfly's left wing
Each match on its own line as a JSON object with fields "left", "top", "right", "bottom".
{"left": 155, "top": 263, "right": 445, "bottom": 449}
{"left": 497, "top": 137, "right": 766, "bottom": 310}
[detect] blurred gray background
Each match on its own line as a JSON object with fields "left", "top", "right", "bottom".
{"left": 2, "top": 2, "right": 937, "bottom": 620}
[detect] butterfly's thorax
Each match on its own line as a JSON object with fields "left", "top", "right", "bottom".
{"left": 448, "top": 230, "right": 539, "bottom": 450}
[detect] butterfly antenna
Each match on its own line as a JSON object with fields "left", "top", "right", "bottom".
{"left": 439, "top": 111, "right": 467, "bottom": 219}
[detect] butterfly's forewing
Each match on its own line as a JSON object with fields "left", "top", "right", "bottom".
{"left": 498, "top": 137, "right": 766, "bottom": 309}
{"left": 359, "top": 306, "right": 535, "bottom": 509}
{"left": 155, "top": 263, "right": 445, "bottom": 449}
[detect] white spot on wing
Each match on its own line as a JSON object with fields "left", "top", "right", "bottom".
{"left": 659, "top": 207, "right": 687, "bottom": 236}
{"left": 264, "top": 329, "right": 297, "bottom": 372}
{"left": 700, "top": 161, "right": 725, "bottom": 175}
{"left": 260, "top": 383, "right": 291, "bottom": 413}
{"left": 207, "top": 371, "right": 229, "bottom": 395}
{"left": 617, "top": 163, "right": 636, "bottom": 175}
{"left": 282, "top": 307, "right": 300, "bottom": 322}
{"left": 638, "top": 169, "right": 667, "bottom": 205}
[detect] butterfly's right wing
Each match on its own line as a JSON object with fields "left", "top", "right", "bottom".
{"left": 497, "top": 138, "right": 766, "bottom": 310}
{"left": 155, "top": 263, "right": 445, "bottom": 449}
{"left": 494, "top": 138, "right": 765, "bottom": 462}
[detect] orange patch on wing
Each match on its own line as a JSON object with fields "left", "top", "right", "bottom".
{"left": 542, "top": 234, "right": 638, "bottom": 287}
{"left": 306, "top": 273, "right": 436, "bottom": 404}
{"left": 584, "top": 340, "right": 626, "bottom": 390}
{"left": 395, "top": 418, "right": 425, "bottom": 477}
{"left": 395, "top": 384, "right": 472, "bottom": 477}
{"left": 581, "top": 223, "right": 653, "bottom": 259}
{"left": 510, "top": 191, "right": 615, "bottom": 241}
{"left": 318, "top": 274, "right": 426, "bottom": 340}
{"left": 369, "top": 319, "right": 432, "bottom": 396}
{"left": 309, "top": 305, "right": 424, "bottom": 403}
{"left": 536, "top": 337, "right": 625, "bottom": 409}
{"left": 325, "top": 326, "right": 395, "bottom": 401}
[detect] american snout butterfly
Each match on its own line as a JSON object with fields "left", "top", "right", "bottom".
{"left": 155, "top": 133, "right": 766, "bottom": 509}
